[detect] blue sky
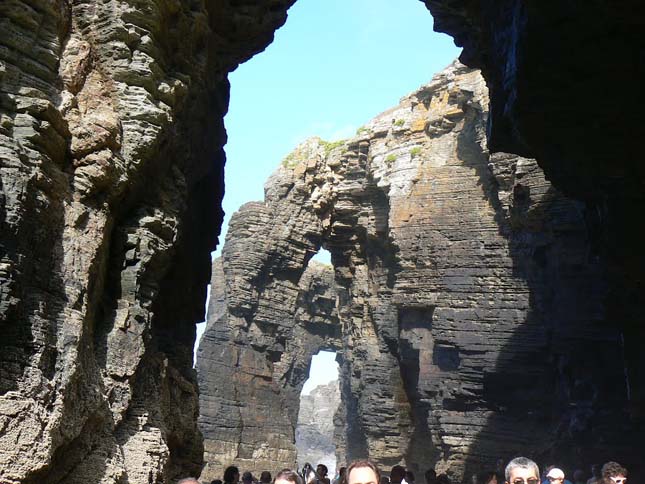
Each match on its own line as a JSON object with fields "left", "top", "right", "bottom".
{"left": 195, "top": 0, "right": 461, "bottom": 371}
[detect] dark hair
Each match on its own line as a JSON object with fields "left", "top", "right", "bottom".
{"left": 390, "top": 466, "right": 406, "bottom": 484}
{"left": 261, "top": 472, "right": 273, "bottom": 483}
{"left": 348, "top": 460, "right": 381, "bottom": 484}
{"left": 339, "top": 468, "right": 347, "bottom": 477}
{"left": 225, "top": 466, "right": 240, "bottom": 484}
{"left": 436, "top": 475, "right": 451, "bottom": 484}
{"left": 477, "top": 472, "right": 497, "bottom": 484}
{"left": 425, "top": 469, "right": 437, "bottom": 484}
{"left": 212, "top": 480, "right": 224, "bottom": 484}
{"left": 243, "top": 472, "right": 255, "bottom": 482}
{"left": 276, "top": 469, "right": 303, "bottom": 484}
{"left": 602, "top": 463, "right": 627, "bottom": 479}
{"left": 406, "top": 472, "right": 415, "bottom": 483}
{"left": 573, "top": 471, "right": 585, "bottom": 482}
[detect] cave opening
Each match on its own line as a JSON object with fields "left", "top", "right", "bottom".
{"left": 196, "top": 3, "right": 460, "bottom": 476}
{"left": 197, "top": 0, "right": 635, "bottom": 480}
{"left": 3, "top": 0, "right": 645, "bottom": 482}
{"left": 296, "top": 351, "right": 341, "bottom": 477}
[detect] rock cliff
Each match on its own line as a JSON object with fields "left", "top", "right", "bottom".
{"left": 198, "top": 258, "right": 340, "bottom": 481}
{"left": 296, "top": 381, "right": 341, "bottom": 475}
{"left": 198, "top": 62, "right": 636, "bottom": 480}
{"left": 0, "top": 1, "right": 295, "bottom": 482}
{"left": 421, "top": 2, "right": 645, "bottom": 437}
{"left": 3, "top": 1, "right": 643, "bottom": 482}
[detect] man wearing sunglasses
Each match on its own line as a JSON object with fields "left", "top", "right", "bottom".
{"left": 601, "top": 462, "right": 627, "bottom": 484}
{"left": 505, "top": 457, "right": 541, "bottom": 484}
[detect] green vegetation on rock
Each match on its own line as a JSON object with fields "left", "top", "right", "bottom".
{"left": 281, "top": 152, "right": 300, "bottom": 168}
{"left": 320, "top": 139, "right": 346, "bottom": 156}
{"left": 394, "top": 119, "right": 405, "bottom": 127}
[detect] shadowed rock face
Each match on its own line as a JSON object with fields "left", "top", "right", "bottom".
{"left": 0, "top": 1, "right": 295, "bottom": 482}
{"left": 198, "top": 257, "right": 341, "bottom": 481}
{"left": 198, "top": 62, "right": 637, "bottom": 480}
{"left": 421, "top": 3, "right": 645, "bottom": 434}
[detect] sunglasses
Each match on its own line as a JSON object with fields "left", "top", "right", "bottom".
{"left": 512, "top": 479, "right": 540, "bottom": 484}
{"left": 610, "top": 479, "right": 626, "bottom": 484}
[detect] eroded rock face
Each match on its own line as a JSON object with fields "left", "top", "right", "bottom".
{"left": 198, "top": 258, "right": 340, "bottom": 481}
{"left": 198, "top": 62, "right": 637, "bottom": 480}
{"left": 0, "top": 1, "right": 295, "bottom": 482}
{"left": 422, "top": 3, "right": 645, "bottom": 432}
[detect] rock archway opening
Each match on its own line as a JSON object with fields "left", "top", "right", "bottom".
{"left": 296, "top": 351, "right": 341, "bottom": 476}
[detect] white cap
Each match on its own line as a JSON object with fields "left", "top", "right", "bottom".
{"left": 547, "top": 469, "right": 565, "bottom": 480}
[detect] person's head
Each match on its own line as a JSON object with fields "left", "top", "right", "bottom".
{"left": 436, "top": 474, "right": 451, "bottom": 484}
{"left": 276, "top": 469, "right": 304, "bottom": 484}
{"left": 505, "top": 457, "right": 540, "bottom": 484}
{"left": 425, "top": 469, "right": 437, "bottom": 484}
{"left": 225, "top": 466, "right": 240, "bottom": 484}
{"left": 546, "top": 468, "right": 565, "bottom": 484}
{"left": 601, "top": 462, "right": 627, "bottom": 484}
{"left": 302, "top": 464, "right": 317, "bottom": 484}
{"left": 406, "top": 472, "right": 415, "bottom": 483}
{"left": 390, "top": 466, "right": 406, "bottom": 484}
{"left": 212, "top": 480, "right": 223, "bottom": 484}
{"left": 261, "top": 472, "right": 273, "bottom": 484}
{"left": 380, "top": 477, "right": 390, "bottom": 484}
{"left": 178, "top": 479, "right": 200, "bottom": 484}
{"left": 348, "top": 460, "right": 381, "bottom": 484}
{"left": 318, "top": 465, "right": 329, "bottom": 478}
{"left": 573, "top": 470, "right": 585, "bottom": 483}
{"left": 243, "top": 472, "right": 255, "bottom": 484}
{"left": 477, "top": 471, "right": 498, "bottom": 484}
{"left": 339, "top": 468, "right": 347, "bottom": 478}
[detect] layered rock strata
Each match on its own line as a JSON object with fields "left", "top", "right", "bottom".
{"left": 199, "top": 62, "right": 635, "bottom": 480}
{"left": 421, "top": 2, "right": 645, "bottom": 436}
{"left": 0, "top": 1, "right": 295, "bottom": 482}
{"left": 3, "top": 1, "right": 643, "bottom": 482}
{"left": 296, "top": 380, "right": 341, "bottom": 475}
{"left": 198, "top": 258, "right": 341, "bottom": 481}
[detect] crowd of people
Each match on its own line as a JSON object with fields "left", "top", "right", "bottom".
{"left": 175, "top": 458, "right": 629, "bottom": 484}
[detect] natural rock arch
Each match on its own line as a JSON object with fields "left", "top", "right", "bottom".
{"left": 197, "top": 63, "right": 635, "bottom": 482}
{"left": 2, "top": 1, "right": 644, "bottom": 482}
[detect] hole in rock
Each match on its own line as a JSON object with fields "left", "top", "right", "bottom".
{"left": 312, "top": 247, "right": 332, "bottom": 265}
{"left": 195, "top": 0, "right": 460, "bottom": 480}
{"left": 296, "top": 351, "right": 340, "bottom": 477}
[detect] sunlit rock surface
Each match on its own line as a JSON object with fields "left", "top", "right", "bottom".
{"left": 296, "top": 381, "right": 341, "bottom": 475}
{"left": 198, "top": 61, "right": 634, "bottom": 480}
